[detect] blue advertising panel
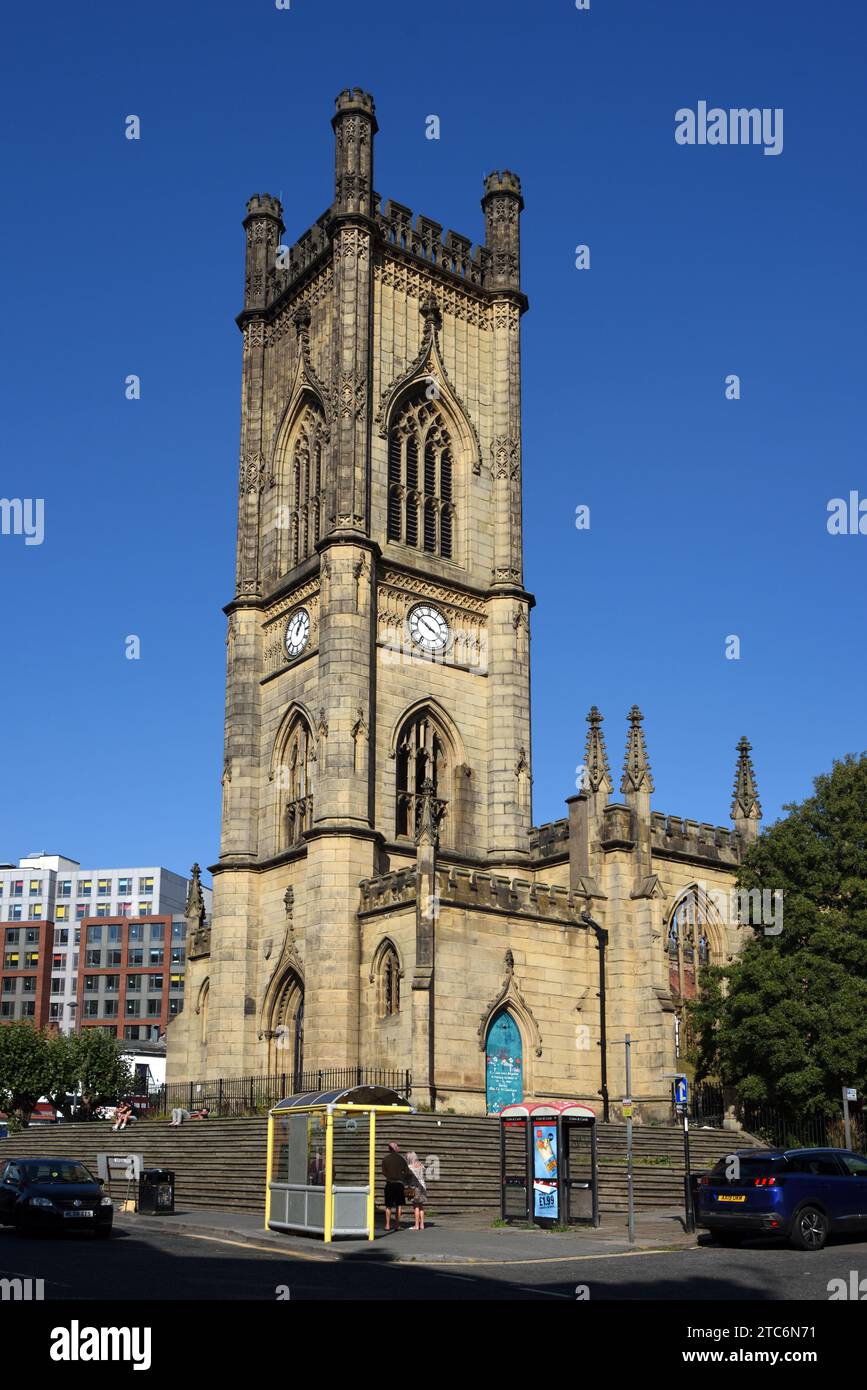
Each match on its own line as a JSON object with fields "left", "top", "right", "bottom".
{"left": 533, "top": 1180, "right": 559, "bottom": 1219}
{"left": 485, "top": 1010, "right": 523, "bottom": 1114}
{"left": 533, "top": 1123, "right": 559, "bottom": 1219}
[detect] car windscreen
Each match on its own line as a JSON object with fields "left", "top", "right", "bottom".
{"left": 22, "top": 1162, "right": 95, "bottom": 1184}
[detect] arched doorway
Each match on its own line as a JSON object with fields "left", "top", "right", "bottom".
{"left": 485, "top": 1009, "right": 523, "bottom": 1114}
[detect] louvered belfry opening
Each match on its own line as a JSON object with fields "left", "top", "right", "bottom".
{"left": 395, "top": 709, "right": 448, "bottom": 838}
{"left": 386, "top": 396, "right": 455, "bottom": 559}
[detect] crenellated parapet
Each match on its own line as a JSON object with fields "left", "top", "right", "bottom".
{"left": 529, "top": 819, "right": 569, "bottom": 860}
{"left": 650, "top": 811, "right": 742, "bottom": 866}
{"left": 376, "top": 199, "right": 489, "bottom": 288}
{"left": 358, "top": 864, "right": 600, "bottom": 924}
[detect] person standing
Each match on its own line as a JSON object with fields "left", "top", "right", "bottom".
{"left": 381, "top": 1141, "right": 411, "bottom": 1232}
{"left": 405, "top": 1150, "right": 427, "bottom": 1231}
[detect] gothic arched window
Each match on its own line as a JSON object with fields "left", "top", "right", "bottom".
{"left": 666, "top": 888, "right": 719, "bottom": 1053}
{"left": 277, "top": 713, "right": 314, "bottom": 849}
{"left": 395, "top": 708, "right": 448, "bottom": 838}
{"left": 375, "top": 941, "right": 401, "bottom": 1018}
{"left": 387, "top": 396, "right": 455, "bottom": 559}
{"left": 287, "top": 404, "right": 325, "bottom": 569}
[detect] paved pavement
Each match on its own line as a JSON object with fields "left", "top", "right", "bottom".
{"left": 116, "top": 1204, "right": 696, "bottom": 1262}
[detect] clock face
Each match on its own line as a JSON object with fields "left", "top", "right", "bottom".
{"left": 285, "top": 608, "right": 311, "bottom": 659}
{"left": 408, "top": 603, "right": 450, "bottom": 654}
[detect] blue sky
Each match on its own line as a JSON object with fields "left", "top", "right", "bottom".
{"left": 1, "top": 0, "right": 864, "bottom": 879}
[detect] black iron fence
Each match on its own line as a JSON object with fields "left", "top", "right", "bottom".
{"left": 149, "top": 1067, "right": 412, "bottom": 1118}
{"left": 685, "top": 1083, "right": 867, "bottom": 1153}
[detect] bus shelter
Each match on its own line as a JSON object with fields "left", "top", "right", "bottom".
{"left": 500, "top": 1101, "right": 598, "bottom": 1227}
{"left": 266, "top": 1085, "right": 413, "bottom": 1242}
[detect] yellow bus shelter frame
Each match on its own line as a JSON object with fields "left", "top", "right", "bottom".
{"left": 266, "top": 1100, "right": 412, "bottom": 1242}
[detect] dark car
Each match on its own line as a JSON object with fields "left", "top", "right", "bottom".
{"left": 696, "top": 1147, "right": 867, "bottom": 1250}
{"left": 0, "top": 1158, "right": 113, "bottom": 1237}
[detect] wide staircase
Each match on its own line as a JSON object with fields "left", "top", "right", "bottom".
{"left": 0, "top": 1116, "right": 762, "bottom": 1218}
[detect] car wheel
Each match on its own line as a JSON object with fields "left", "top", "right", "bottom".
{"left": 790, "top": 1205, "right": 829, "bottom": 1251}
{"left": 713, "top": 1231, "right": 745, "bottom": 1247}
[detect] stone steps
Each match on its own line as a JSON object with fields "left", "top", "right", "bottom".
{"left": 0, "top": 1116, "right": 758, "bottom": 1216}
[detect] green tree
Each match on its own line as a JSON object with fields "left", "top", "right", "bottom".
{"left": 47, "top": 1030, "right": 133, "bottom": 1121}
{"left": 0, "top": 1022, "right": 52, "bottom": 1124}
{"left": 690, "top": 753, "right": 867, "bottom": 1116}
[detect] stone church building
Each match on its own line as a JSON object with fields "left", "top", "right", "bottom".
{"left": 168, "top": 90, "right": 763, "bottom": 1117}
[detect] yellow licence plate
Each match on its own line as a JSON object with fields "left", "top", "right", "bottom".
{"left": 717, "top": 1195, "right": 746, "bottom": 1203}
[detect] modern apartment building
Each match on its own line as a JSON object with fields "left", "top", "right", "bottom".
{"left": 0, "top": 854, "right": 211, "bottom": 1031}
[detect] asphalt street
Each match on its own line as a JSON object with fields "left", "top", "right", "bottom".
{"left": 2, "top": 1224, "right": 867, "bottom": 1301}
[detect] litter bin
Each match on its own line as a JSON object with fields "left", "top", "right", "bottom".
{"left": 138, "top": 1168, "right": 175, "bottom": 1214}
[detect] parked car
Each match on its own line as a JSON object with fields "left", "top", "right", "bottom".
{"left": 0, "top": 1158, "right": 113, "bottom": 1237}
{"left": 696, "top": 1147, "right": 867, "bottom": 1250}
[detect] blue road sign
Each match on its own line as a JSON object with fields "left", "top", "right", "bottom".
{"left": 674, "top": 1075, "right": 688, "bottom": 1106}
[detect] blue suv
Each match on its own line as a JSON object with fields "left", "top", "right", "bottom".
{"left": 696, "top": 1147, "right": 867, "bottom": 1250}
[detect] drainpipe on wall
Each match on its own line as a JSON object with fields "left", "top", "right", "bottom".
{"left": 581, "top": 911, "right": 610, "bottom": 1123}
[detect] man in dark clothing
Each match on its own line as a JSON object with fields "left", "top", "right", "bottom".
{"left": 381, "top": 1141, "right": 412, "bottom": 1231}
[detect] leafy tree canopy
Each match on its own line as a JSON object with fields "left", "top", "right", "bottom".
{"left": 690, "top": 753, "right": 867, "bottom": 1115}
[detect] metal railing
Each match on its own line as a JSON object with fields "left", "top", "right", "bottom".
{"left": 149, "top": 1067, "right": 412, "bottom": 1118}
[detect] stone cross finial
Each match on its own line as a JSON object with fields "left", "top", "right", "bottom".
{"left": 414, "top": 778, "right": 442, "bottom": 848}
{"left": 621, "top": 705, "right": 655, "bottom": 794}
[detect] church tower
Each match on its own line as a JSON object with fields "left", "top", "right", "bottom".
{"left": 169, "top": 90, "right": 534, "bottom": 1083}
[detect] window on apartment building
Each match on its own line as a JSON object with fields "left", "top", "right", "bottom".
{"left": 55, "top": 904, "right": 68, "bottom": 921}
{"left": 118, "top": 878, "right": 132, "bottom": 896}
{"left": 149, "top": 948, "right": 164, "bottom": 967}
{"left": 95, "top": 904, "right": 111, "bottom": 918}
{"left": 149, "top": 922, "right": 165, "bottom": 942}
{"left": 0, "top": 1001, "right": 15, "bottom": 1018}
{"left": 137, "top": 902, "right": 153, "bottom": 916}
{"left": 146, "top": 999, "right": 161, "bottom": 1017}
{"left": 148, "top": 975, "right": 163, "bottom": 992}
{"left": 107, "top": 925, "right": 122, "bottom": 944}
{"left": 2, "top": 978, "right": 16, "bottom": 994}
{"left": 84, "top": 1000, "right": 99, "bottom": 1018}
{"left": 27, "top": 904, "right": 42, "bottom": 921}
{"left": 24, "top": 952, "right": 38, "bottom": 968}
{"left": 57, "top": 880, "right": 71, "bottom": 897}
{"left": 169, "top": 998, "right": 181, "bottom": 1016}
{"left": 56, "top": 929, "right": 69, "bottom": 946}
{"left": 86, "top": 926, "right": 102, "bottom": 944}
{"left": 97, "top": 878, "right": 111, "bottom": 896}
{"left": 103, "top": 1000, "right": 118, "bottom": 1017}
{"left": 50, "top": 977, "right": 64, "bottom": 993}
{"left": 125, "top": 999, "right": 141, "bottom": 1018}
{"left": 170, "top": 974, "right": 183, "bottom": 992}
{"left": 75, "top": 904, "right": 87, "bottom": 920}
{"left": 29, "top": 879, "right": 42, "bottom": 896}
{"left": 118, "top": 902, "right": 131, "bottom": 917}
{"left": 139, "top": 877, "right": 154, "bottom": 895}
{"left": 25, "top": 928, "right": 39, "bottom": 944}
{"left": 21, "top": 978, "right": 36, "bottom": 994}
{"left": 107, "top": 949, "right": 122, "bottom": 966}
{"left": 22, "top": 1001, "right": 35, "bottom": 1017}
{"left": 77, "top": 880, "right": 92, "bottom": 897}
{"left": 104, "top": 975, "right": 120, "bottom": 992}
{"left": 83, "top": 976, "right": 98, "bottom": 992}
{"left": 172, "top": 922, "right": 187, "bottom": 941}
{"left": 128, "top": 923, "right": 144, "bottom": 943}
{"left": 49, "top": 1002, "right": 62, "bottom": 1021}
{"left": 52, "top": 953, "right": 64, "bottom": 969}
{"left": 4, "top": 953, "right": 19, "bottom": 970}
{"left": 126, "top": 975, "right": 141, "bottom": 992}
{"left": 85, "top": 949, "right": 102, "bottom": 968}
{"left": 10, "top": 881, "right": 23, "bottom": 897}
{"left": 171, "top": 947, "right": 185, "bottom": 967}
{"left": 9, "top": 905, "right": 22, "bottom": 921}
{"left": 4, "top": 929, "right": 19, "bottom": 945}
{"left": 124, "top": 1025, "right": 142, "bottom": 1040}
{"left": 128, "top": 948, "right": 144, "bottom": 967}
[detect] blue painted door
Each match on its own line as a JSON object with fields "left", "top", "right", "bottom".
{"left": 485, "top": 1010, "right": 523, "bottom": 1114}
